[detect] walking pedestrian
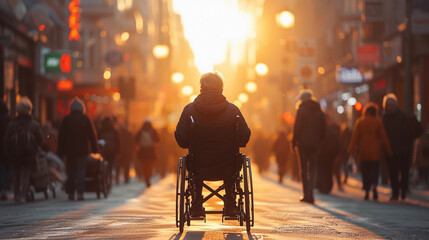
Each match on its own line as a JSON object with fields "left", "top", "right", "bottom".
{"left": 414, "top": 125, "right": 429, "bottom": 187}
{"left": 4, "top": 97, "right": 44, "bottom": 203}
{"left": 272, "top": 131, "right": 290, "bottom": 183}
{"left": 292, "top": 89, "right": 326, "bottom": 204}
{"left": 348, "top": 103, "right": 392, "bottom": 201}
{"left": 0, "top": 100, "right": 12, "bottom": 200}
{"left": 135, "top": 118, "right": 159, "bottom": 188}
{"left": 117, "top": 123, "right": 134, "bottom": 184}
{"left": 57, "top": 97, "right": 98, "bottom": 201}
{"left": 98, "top": 117, "right": 120, "bottom": 185}
{"left": 382, "top": 93, "right": 422, "bottom": 200}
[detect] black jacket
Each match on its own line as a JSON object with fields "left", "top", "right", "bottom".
{"left": 57, "top": 111, "right": 98, "bottom": 158}
{"left": 0, "top": 102, "right": 12, "bottom": 164}
{"left": 4, "top": 114, "right": 44, "bottom": 168}
{"left": 383, "top": 108, "right": 421, "bottom": 155}
{"left": 175, "top": 91, "right": 251, "bottom": 180}
{"left": 293, "top": 99, "right": 326, "bottom": 152}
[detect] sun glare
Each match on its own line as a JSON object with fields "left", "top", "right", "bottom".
{"left": 173, "top": 0, "right": 254, "bottom": 73}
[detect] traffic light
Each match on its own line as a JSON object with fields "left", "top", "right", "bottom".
{"left": 354, "top": 101, "right": 363, "bottom": 112}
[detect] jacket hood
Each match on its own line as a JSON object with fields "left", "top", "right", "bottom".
{"left": 70, "top": 98, "right": 85, "bottom": 113}
{"left": 299, "top": 99, "right": 321, "bottom": 111}
{"left": 193, "top": 91, "right": 229, "bottom": 116}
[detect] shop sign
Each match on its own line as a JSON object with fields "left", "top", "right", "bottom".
{"left": 336, "top": 67, "right": 363, "bottom": 84}
{"left": 69, "top": 0, "right": 81, "bottom": 41}
{"left": 45, "top": 52, "right": 72, "bottom": 73}
{"left": 412, "top": 12, "right": 429, "bottom": 34}
{"left": 57, "top": 79, "right": 73, "bottom": 91}
{"left": 297, "top": 39, "right": 316, "bottom": 83}
{"left": 363, "top": 0, "right": 384, "bottom": 22}
{"left": 357, "top": 45, "right": 381, "bottom": 64}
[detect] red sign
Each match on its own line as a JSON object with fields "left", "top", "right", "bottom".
{"left": 57, "top": 80, "right": 73, "bottom": 91}
{"left": 357, "top": 45, "right": 381, "bottom": 64}
{"left": 60, "top": 54, "right": 72, "bottom": 73}
{"left": 69, "top": 0, "right": 81, "bottom": 41}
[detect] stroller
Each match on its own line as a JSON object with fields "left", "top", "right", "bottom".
{"left": 27, "top": 152, "right": 56, "bottom": 201}
{"left": 84, "top": 145, "right": 111, "bottom": 199}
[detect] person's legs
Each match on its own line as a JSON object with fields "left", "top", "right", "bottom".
{"left": 370, "top": 161, "right": 380, "bottom": 200}
{"left": 142, "top": 160, "right": 154, "bottom": 187}
{"left": 307, "top": 151, "right": 317, "bottom": 199}
{"left": 20, "top": 168, "right": 31, "bottom": 202}
{"left": 0, "top": 163, "right": 7, "bottom": 200}
{"left": 298, "top": 150, "right": 309, "bottom": 199}
{"left": 398, "top": 153, "right": 410, "bottom": 199}
{"left": 387, "top": 156, "right": 400, "bottom": 200}
{"left": 224, "top": 176, "right": 239, "bottom": 215}
{"left": 361, "top": 161, "right": 371, "bottom": 200}
{"left": 190, "top": 175, "right": 204, "bottom": 216}
{"left": 66, "top": 156, "right": 77, "bottom": 200}
{"left": 76, "top": 155, "right": 87, "bottom": 200}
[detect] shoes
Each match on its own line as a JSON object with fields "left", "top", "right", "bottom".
{"left": 77, "top": 193, "right": 84, "bottom": 201}
{"left": 190, "top": 205, "right": 205, "bottom": 217}
{"left": 364, "top": 192, "right": 369, "bottom": 200}
{"left": 401, "top": 192, "right": 407, "bottom": 200}
{"left": 300, "top": 196, "right": 314, "bottom": 204}
{"left": 68, "top": 194, "right": 75, "bottom": 201}
{"left": 373, "top": 189, "right": 378, "bottom": 201}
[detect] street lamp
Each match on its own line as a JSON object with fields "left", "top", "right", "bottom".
{"left": 171, "top": 72, "right": 184, "bottom": 84}
{"left": 103, "top": 68, "right": 111, "bottom": 80}
{"left": 276, "top": 11, "right": 295, "bottom": 29}
{"left": 255, "top": 63, "right": 268, "bottom": 76}
{"left": 245, "top": 82, "right": 258, "bottom": 93}
{"left": 153, "top": 44, "right": 169, "bottom": 59}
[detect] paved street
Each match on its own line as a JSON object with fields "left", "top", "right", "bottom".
{"left": 1, "top": 164, "right": 429, "bottom": 239}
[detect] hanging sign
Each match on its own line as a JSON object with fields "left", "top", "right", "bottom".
{"left": 69, "top": 0, "right": 81, "bottom": 41}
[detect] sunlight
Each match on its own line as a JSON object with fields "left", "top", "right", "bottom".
{"left": 173, "top": 0, "right": 254, "bottom": 73}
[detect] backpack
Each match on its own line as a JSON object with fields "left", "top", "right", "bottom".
{"left": 139, "top": 131, "right": 153, "bottom": 147}
{"left": 10, "top": 123, "right": 37, "bottom": 158}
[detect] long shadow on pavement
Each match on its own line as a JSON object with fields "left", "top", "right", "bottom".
{"left": 170, "top": 231, "right": 258, "bottom": 240}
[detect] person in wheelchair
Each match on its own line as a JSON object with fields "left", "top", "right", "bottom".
{"left": 175, "top": 72, "right": 251, "bottom": 217}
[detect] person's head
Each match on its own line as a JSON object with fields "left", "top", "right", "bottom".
{"left": 298, "top": 89, "right": 314, "bottom": 102}
{"left": 70, "top": 97, "right": 86, "bottom": 113}
{"left": 383, "top": 93, "right": 398, "bottom": 113}
{"left": 200, "top": 72, "right": 224, "bottom": 94}
{"left": 143, "top": 117, "right": 152, "bottom": 129}
{"left": 363, "top": 102, "right": 378, "bottom": 117}
{"left": 102, "top": 116, "right": 113, "bottom": 129}
{"left": 16, "top": 97, "right": 33, "bottom": 116}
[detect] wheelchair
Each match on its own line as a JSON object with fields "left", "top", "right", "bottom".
{"left": 175, "top": 116, "right": 254, "bottom": 233}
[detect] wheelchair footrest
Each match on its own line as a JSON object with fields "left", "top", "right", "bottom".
{"left": 190, "top": 216, "right": 205, "bottom": 221}
{"left": 223, "top": 215, "right": 240, "bottom": 221}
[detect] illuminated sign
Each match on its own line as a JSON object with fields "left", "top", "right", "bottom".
{"left": 45, "top": 52, "right": 73, "bottom": 73}
{"left": 57, "top": 79, "right": 73, "bottom": 91}
{"left": 336, "top": 67, "right": 363, "bottom": 84}
{"left": 69, "top": 0, "right": 81, "bottom": 41}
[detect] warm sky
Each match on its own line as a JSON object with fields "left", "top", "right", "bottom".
{"left": 172, "top": 0, "right": 255, "bottom": 74}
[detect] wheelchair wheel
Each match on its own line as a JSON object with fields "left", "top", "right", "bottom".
{"left": 176, "top": 157, "right": 187, "bottom": 233}
{"left": 243, "top": 156, "right": 254, "bottom": 233}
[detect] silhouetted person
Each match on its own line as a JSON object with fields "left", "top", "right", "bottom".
{"left": 316, "top": 118, "right": 340, "bottom": 194}
{"left": 273, "top": 131, "right": 290, "bottom": 183}
{"left": 175, "top": 72, "right": 251, "bottom": 217}
{"left": 117, "top": 123, "right": 134, "bottom": 184}
{"left": 292, "top": 89, "right": 326, "bottom": 204}
{"left": 348, "top": 103, "right": 392, "bottom": 201}
{"left": 58, "top": 97, "right": 98, "bottom": 201}
{"left": 135, "top": 118, "right": 159, "bottom": 188}
{"left": 4, "top": 97, "right": 43, "bottom": 203}
{"left": 382, "top": 93, "right": 422, "bottom": 200}
{"left": 252, "top": 132, "right": 271, "bottom": 174}
{"left": 0, "top": 100, "right": 12, "bottom": 200}
{"left": 98, "top": 117, "right": 120, "bottom": 185}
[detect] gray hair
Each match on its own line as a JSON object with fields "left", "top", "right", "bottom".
{"left": 16, "top": 96, "right": 33, "bottom": 115}
{"left": 200, "top": 71, "right": 224, "bottom": 93}
{"left": 382, "top": 93, "right": 398, "bottom": 109}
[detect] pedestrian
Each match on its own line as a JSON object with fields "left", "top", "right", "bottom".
{"left": 57, "top": 97, "right": 98, "bottom": 201}
{"left": 174, "top": 71, "right": 251, "bottom": 216}
{"left": 413, "top": 124, "right": 429, "bottom": 188}
{"left": 316, "top": 118, "right": 341, "bottom": 194}
{"left": 292, "top": 89, "right": 326, "bottom": 204}
{"left": 98, "top": 117, "right": 120, "bottom": 185}
{"left": 252, "top": 131, "right": 271, "bottom": 174}
{"left": 348, "top": 103, "right": 392, "bottom": 201}
{"left": 338, "top": 123, "right": 352, "bottom": 185}
{"left": 135, "top": 118, "right": 159, "bottom": 188}
{"left": 0, "top": 100, "right": 12, "bottom": 200}
{"left": 382, "top": 93, "right": 422, "bottom": 200}
{"left": 4, "top": 97, "right": 44, "bottom": 203}
{"left": 117, "top": 123, "right": 134, "bottom": 184}
{"left": 272, "top": 131, "right": 290, "bottom": 183}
